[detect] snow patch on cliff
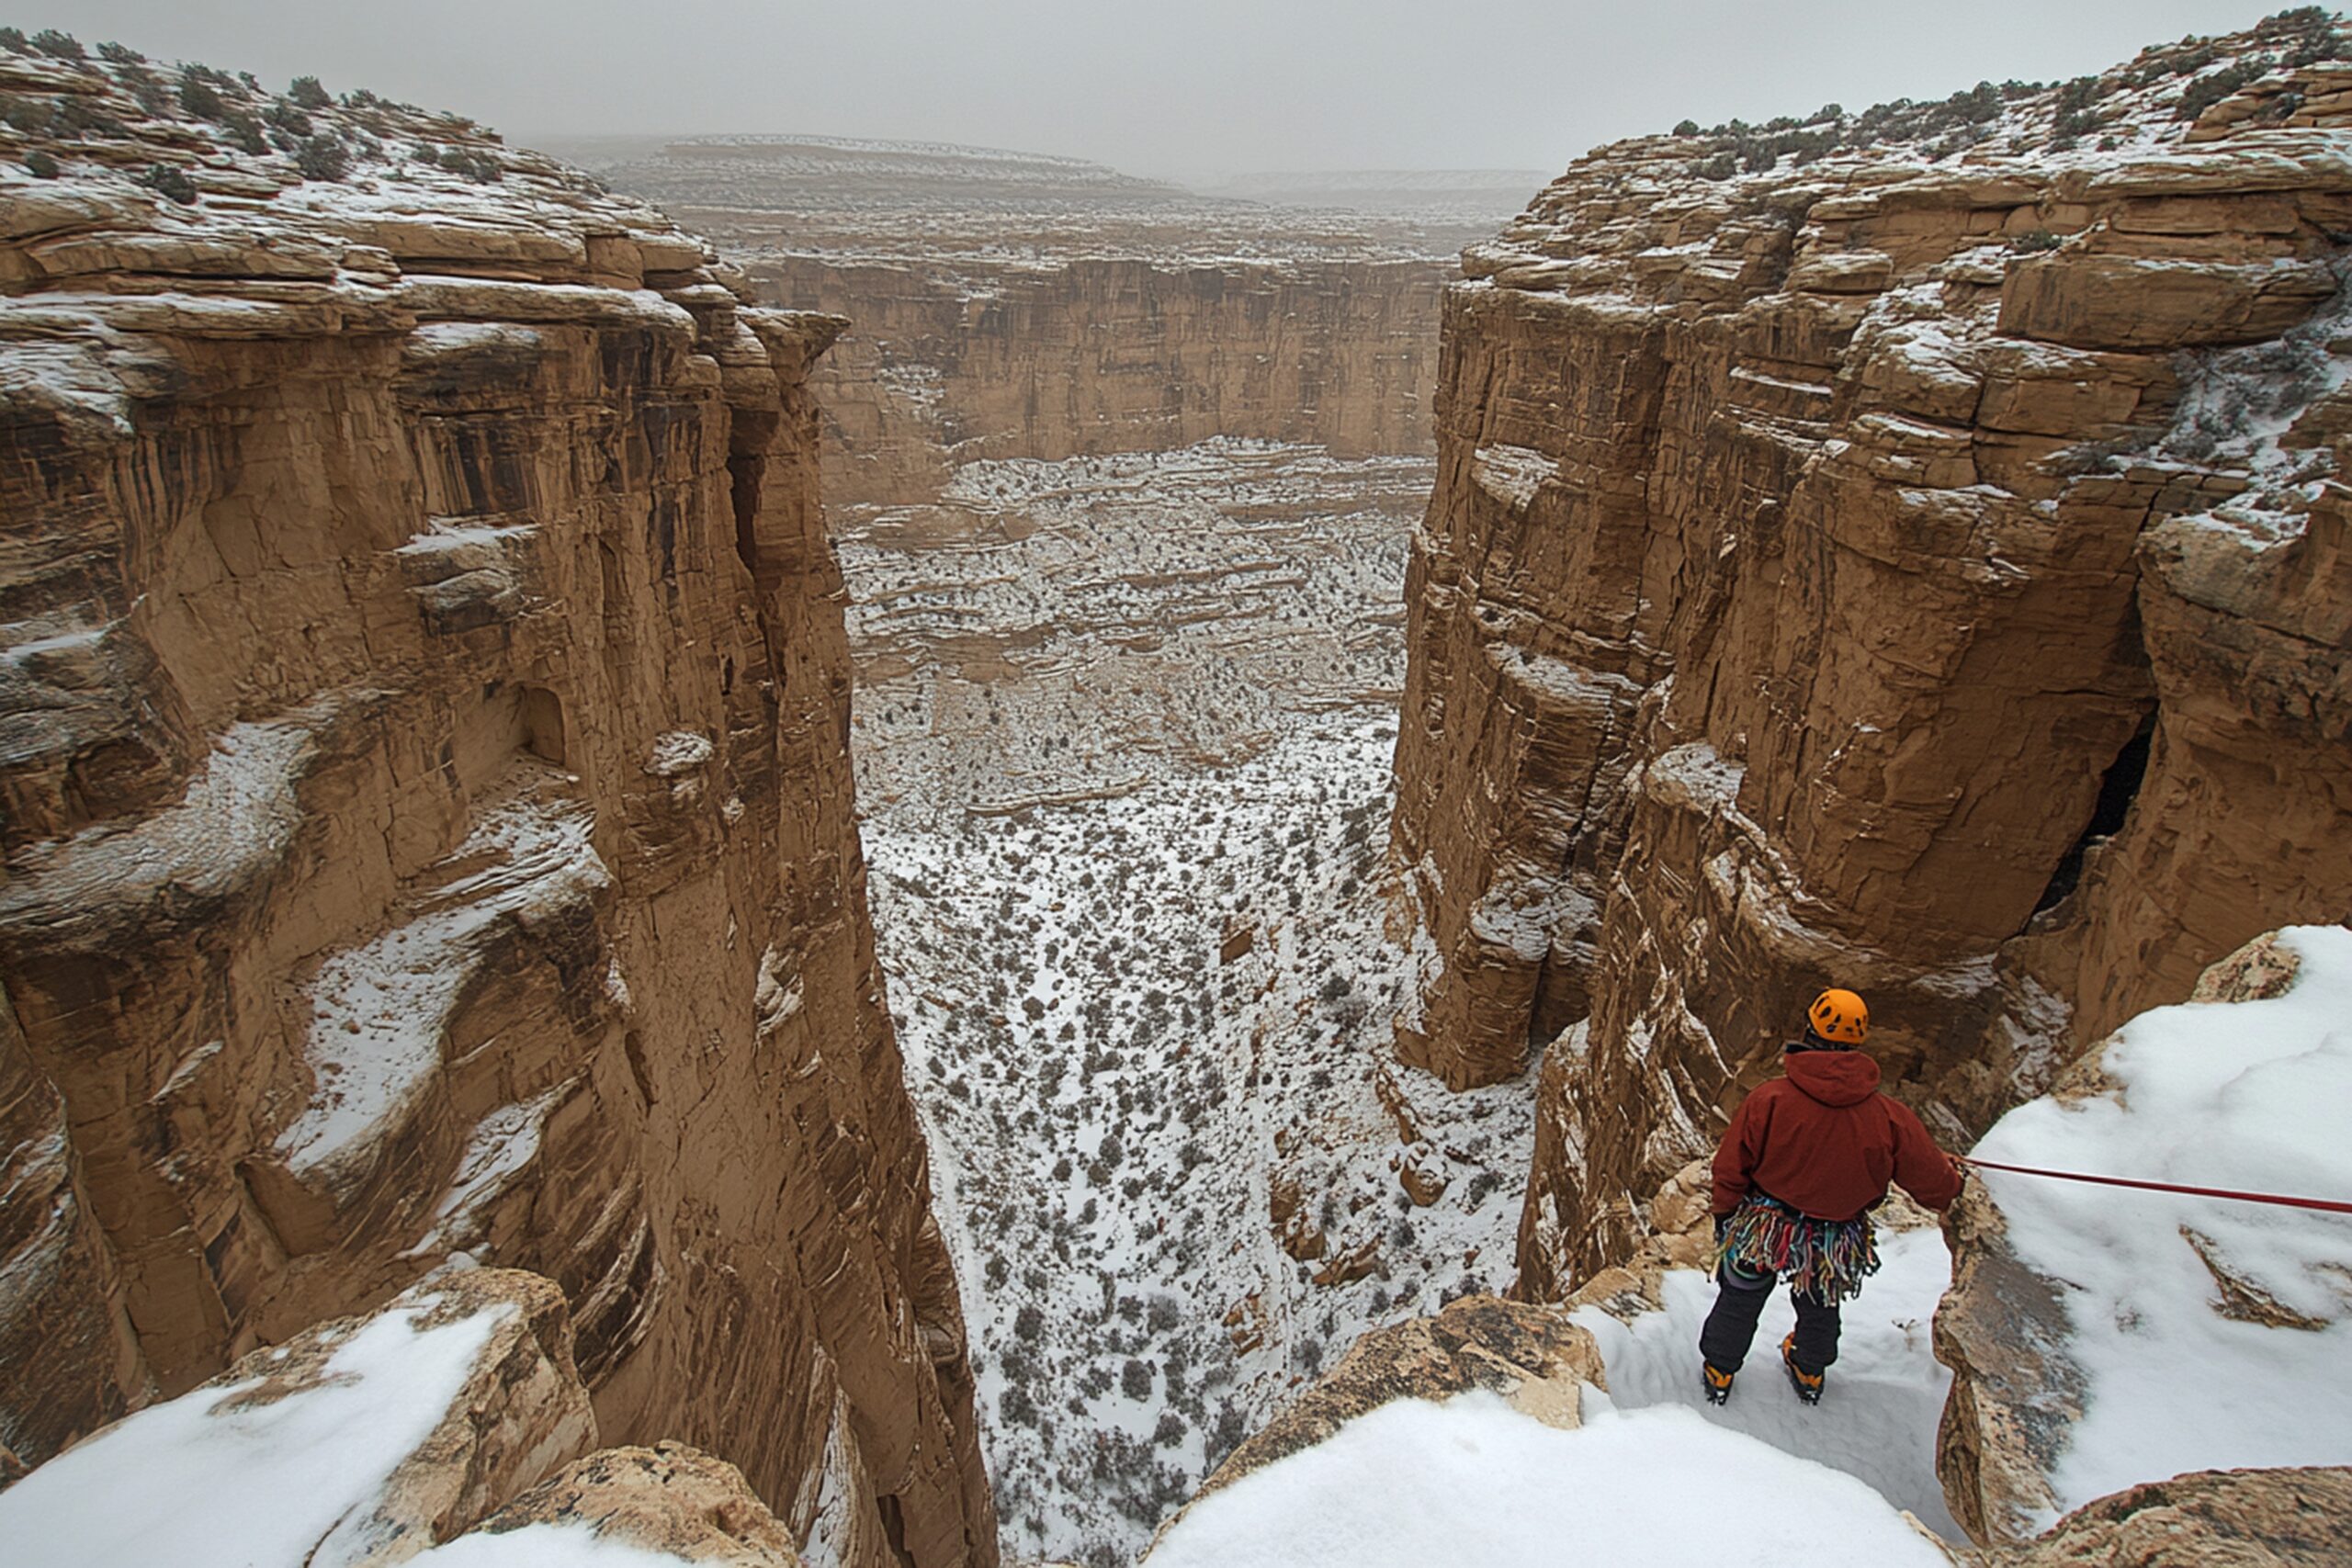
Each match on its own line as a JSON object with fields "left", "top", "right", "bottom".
{"left": 0, "top": 694, "right": 345, "bottom": 943}
{"left": 401, "top": 1083, "right": 571, "bottom": 1258}
{"left": 279, "top": 784, "right": 607, "bottom": 1186}
{"left": 0, "top": 1295, "right": 507, "bottom": 1568}
{"left": 1469, "top": 444, "right": 1552, "bottom": 511}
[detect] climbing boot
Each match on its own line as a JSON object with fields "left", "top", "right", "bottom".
{"left": 1702, "top": 1361, "right": 1736, "bottom": 1406}
{"left": 1781, "top": 1334, "right": 1824, "bottom": 1405}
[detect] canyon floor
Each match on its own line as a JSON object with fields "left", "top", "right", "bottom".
{"left": 840, "top": 440, "right": 1537, "bottom": 1562}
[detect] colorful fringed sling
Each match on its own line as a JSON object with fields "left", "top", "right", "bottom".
{"left": 1710, "top": 1191, "right": 1882, "bottom": 1302}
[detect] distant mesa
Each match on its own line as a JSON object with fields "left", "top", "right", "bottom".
{"left": 534, "top": 130, "right": 1546, "bottom": 224}
{"left": 1193, "top": 168, "right": 1555, "bottom": 216}
{"left": 534, "top": 130, "right": 1192, "bottom": 209}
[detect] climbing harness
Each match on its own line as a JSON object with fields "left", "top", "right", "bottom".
{"left": 1960, "top": 1156, "right": 2352, "bottom": 1215}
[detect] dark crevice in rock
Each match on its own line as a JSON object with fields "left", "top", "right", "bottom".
{"left": 2030, "top": 715, "right": 2154, "bottom": 920}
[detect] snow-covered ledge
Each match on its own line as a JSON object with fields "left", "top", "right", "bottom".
{"left": 1937, "top": 925, "right": 2352, "bottom": 1543}
{"left": 0, "top": 1262, "right": 808, "bottom": 1567}
{"left": 0, "top": 1269, "right": 595, "bottom": 1567}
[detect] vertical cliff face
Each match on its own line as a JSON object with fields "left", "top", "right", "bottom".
{"left": 1382, "top": 17, "right": 2352, "bottom": 1294}
{"left": 761, "top": 254, "right": 1445, "bottom": 505}
{"left": 0, "top": 50, "right": 993, "bottom": 1564}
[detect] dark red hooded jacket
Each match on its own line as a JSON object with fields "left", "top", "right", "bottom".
{"left": 1712, "top": 1044, "right": 1962, "bottom": 1222}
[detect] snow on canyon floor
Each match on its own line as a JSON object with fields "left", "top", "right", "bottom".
{"left": 842, "top": 441, "right": 1538, "bottom": 1564}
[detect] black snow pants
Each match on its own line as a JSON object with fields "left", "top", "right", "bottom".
{"left": 1698, "top": 1254, "right": 1842, "bottom": 1376}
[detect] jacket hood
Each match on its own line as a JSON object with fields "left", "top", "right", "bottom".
{"left": 1783, "top": 1045, "right": 1882, "bottom": 1108}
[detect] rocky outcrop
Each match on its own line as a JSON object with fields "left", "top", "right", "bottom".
{"left": 1170, "top": 1292, "right": 1601, "bottom": 1508}
{"left": 1, "top": 1267, "right": 808, "bottom": 1567}
{"left": 466, "top": 1442, "right": 807, "bottom": 1566}
{"left": 0, "top": 43, "right": 991, "bottom": 1566}
{"left": 1934, "top": 1176, "right": 2083, "bottom": 1544}
{"left": 1375, "top": 17, "right": 2352, "bottom": 1293}
{"left": 1976, "top": 1466, "right": 2352, "bottom": 1568}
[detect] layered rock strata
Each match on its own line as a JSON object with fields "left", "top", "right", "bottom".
{"left": 763, "top": 254, "right": 1445, "bottom": 505}
{"left": 0, "top": 47, "right": 991, "bottom": 1565}
{"left": 1375, "top": 17, "right": 2352, "bottom": 1292}
{"left": 562, "top": 137, "right": 1466, "bottom": 508}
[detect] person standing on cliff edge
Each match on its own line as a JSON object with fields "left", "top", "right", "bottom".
{"left": 1699, "top": 987, "right": 1964, "bottom": 1406}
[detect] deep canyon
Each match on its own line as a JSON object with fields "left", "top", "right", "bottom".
{"left": 3, "top": 12, "right": 2351, "bottom": 1568}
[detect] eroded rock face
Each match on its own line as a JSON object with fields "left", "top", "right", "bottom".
{"left": 0, "top": 51, "right": 991, "bottom": 1566}
{"left": 1376, "top": 19, "right": 2352, "bottom": 1293}
{"left": 763, "top": 254, "right": 1445, "bottom": 506}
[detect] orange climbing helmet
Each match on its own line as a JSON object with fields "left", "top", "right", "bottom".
{"left": 1806, "top": 987, "right": 1870, "bottom": 1045}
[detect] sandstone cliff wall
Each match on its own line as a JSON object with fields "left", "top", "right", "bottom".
{"left": 0, "top": 49, "right": 992, "bottom": 1565}
{"left": 754, "top": 254, "right": 1444, "bottom": 504}
{"left": 1377, "top": 21, "right": 2352, "bottom": 1295}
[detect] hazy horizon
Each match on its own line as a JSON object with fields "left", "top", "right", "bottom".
{"left": 7, "top": 0, "right": 2304, "bottom": 182}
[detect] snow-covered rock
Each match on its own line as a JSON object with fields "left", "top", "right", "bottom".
{"left": 0, "top": 1269, "right": 595, "bottom": 1568}
{"left": 1982, "top": 1463, "right": 2352, "bottom": 1568}
{"left": 420, "top": 1443, "right": 804, "bottom": 1567}
{"left": 1938, "top": 926, "right": 2352, "bottom": 1542}
{"left": 0, "top": 1269, "right": 810, "bottom": 1568}
{"left": 1144, "top": 1393, "right": 1951, "bottom": 1568}
{"left": 1181, "top": 1293, "right": 1604, "bottom": 1505}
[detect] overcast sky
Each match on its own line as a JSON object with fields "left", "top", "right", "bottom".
{"left": 14, "top": 1, "right": 2298, "bottom": 179}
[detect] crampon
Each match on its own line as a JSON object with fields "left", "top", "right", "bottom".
{"left": 1781, "top": 1334, "right": 1824, "bottom": 1405}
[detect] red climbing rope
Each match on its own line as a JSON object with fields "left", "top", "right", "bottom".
{"left": 1960, "top": 1156, "right": 2352, "bottom": 1215}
